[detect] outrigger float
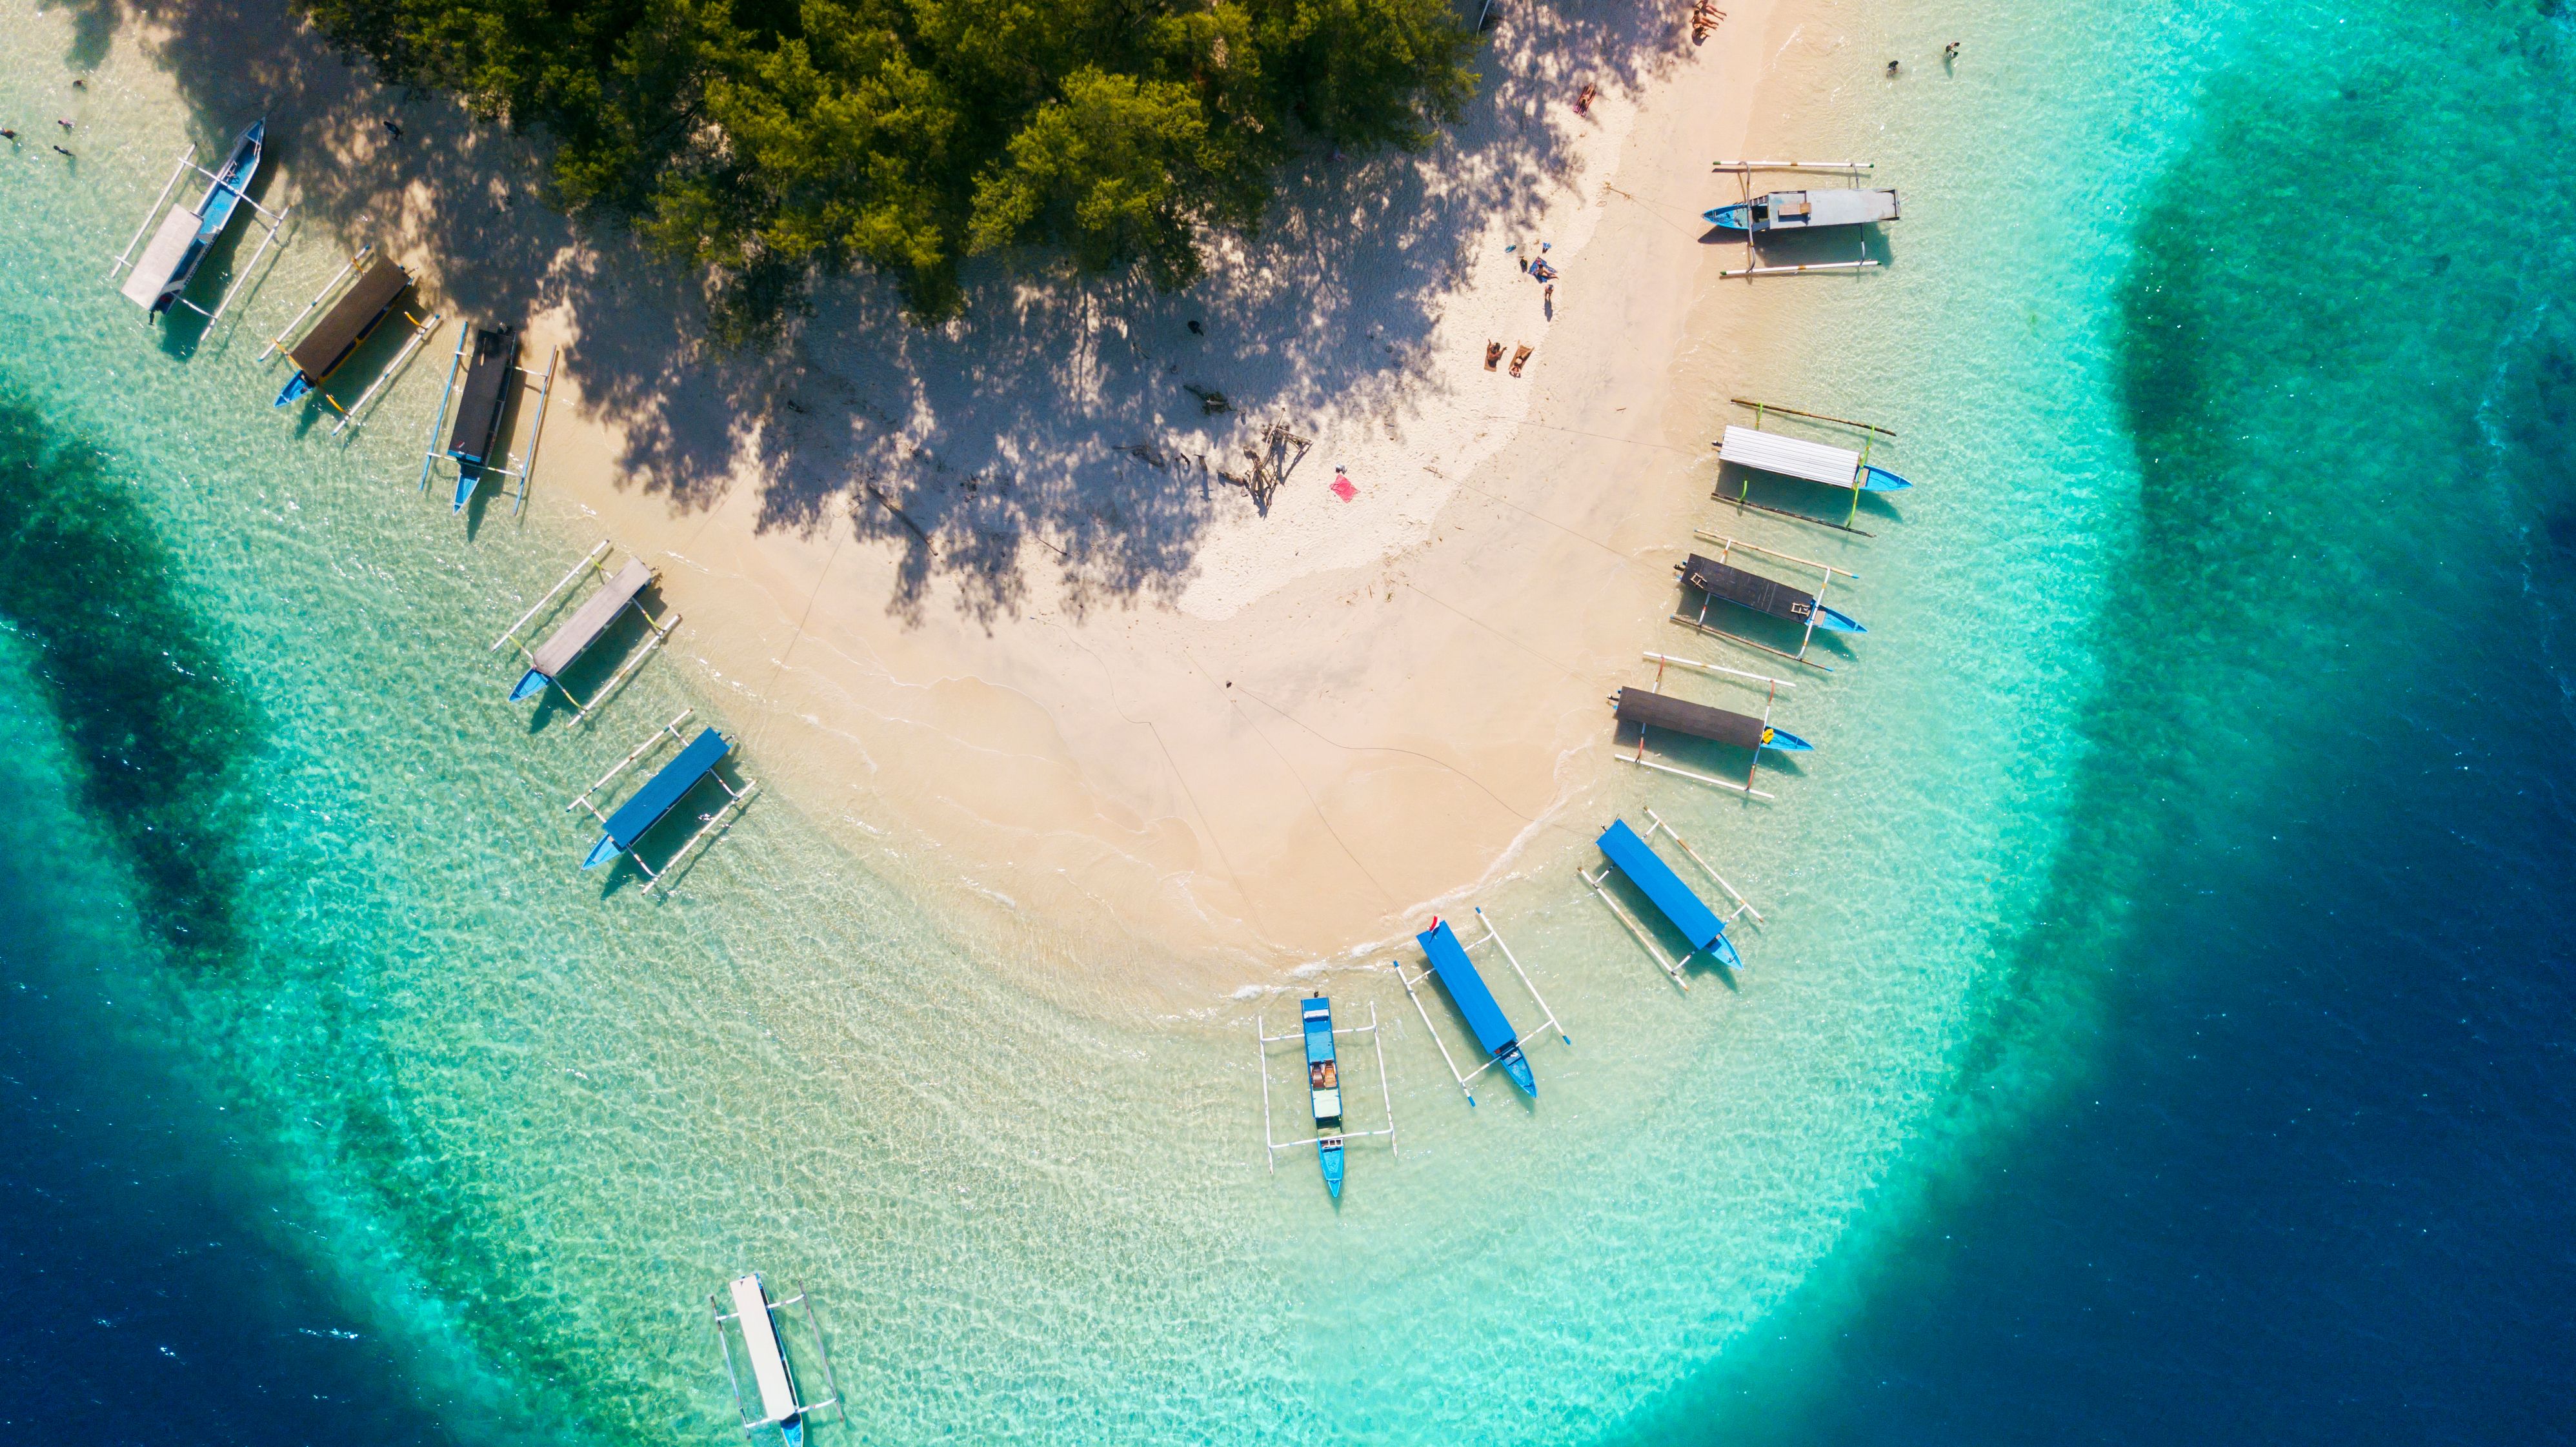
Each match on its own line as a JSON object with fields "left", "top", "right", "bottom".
{"left": 1714, "top": 398, "right": 1910, "bottom": 534}
{"left": 1256, "top": 995, "right": 1398, "bottom": 1199}
{"left": 1611, "top": 652, "right": 1809, "bottom": 798}
{"left": 419, "top": 323, "right": 558, "bottom": 513}
{"left": 1707, "top": 161, "right": 1887, "bottom": 279}
{"left": 568, "top": 709, "right": 756, "bottom": 893}
{"left": 1397, "top": 909, "right": 1567, "bottom": 1106}
{"left": 262, "top": 245, "right": 441, "bottom": 435}
{"left": 1580, "top": 811, "right": 1762, "bottom": 988}
{"left": 492, "top": 541, "right": 680, "bottom": 719}
{"left": 1673, "top": 532, "right": 1862, "bottom": 673}
{"left": 107, "top": 117, "right": 289, "bottom": 326}
{"left": 709, "top": 1273, "right": 842, "bottom": 1446}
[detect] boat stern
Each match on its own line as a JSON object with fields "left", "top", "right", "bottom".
{"left": 1318, "top": 1137, "right": 1345, "bottom": 1199}
{"left": 1711, "top": 930, "right": 1744, "bottom": 972}
{"left": 1858, "top": 464, "right": 1913, "bottom": 492}
{"left": 581, "top": 833, "right": 625, "bottom": 870}
{"left": 508, "top": 669, "right": 552, "bottom": 703}
{"left": 1703, "top": 202, "right": 1752, "bottom": 230}
{"left": 1760, "top": 725, "right": 1815, "bottom": 753}
{"left": 1497, "top": 1043, "right": 1537, "bottom": 1098}
{"left": 452, "top": 467, "right": 480, "bottom": 512}
{"left": 273, "top": 372, "right": 312, "bottom": 409}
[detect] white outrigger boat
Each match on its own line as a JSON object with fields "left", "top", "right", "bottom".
{"left": 106, "top": 117, "right": 290, "bottom": 325}
{"left": 1704, "top": 187, "right": 1900, "bottom": 232}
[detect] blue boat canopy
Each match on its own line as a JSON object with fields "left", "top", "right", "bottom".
{"left": 1595, "top": 820, "right": 1726, "bottom": 953}
{"left": 1415, "top": 920, "right": 1520, "bottom": 1058}
{"left": 1302, "top": 997, "right": 1336, "bottom": 1064}
{"left": 589, "top": 727, "right": 730, "bottom": 866}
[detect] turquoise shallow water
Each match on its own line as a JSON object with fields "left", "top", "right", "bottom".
{"left": 6, "top": 0, "right": 2570, "bottom": 1441}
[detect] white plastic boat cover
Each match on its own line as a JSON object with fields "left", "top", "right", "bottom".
{"left": 119, "top": 205, "right": 202, "bottom": 308}
{"left": 1311, "top": 1086, "right": 1343, "bottom": 1119}
{"left": 1802, "top": 188, "right": 1900, "bottom": 226}
{"left": 729, "top": 1274, "right": 800, "bottom": 1425}
{"left": 1718, "top": 425, "right": 1860, "bottom": 489}
{"left": 530, "top": 558, "right": 652, "bottom": 678}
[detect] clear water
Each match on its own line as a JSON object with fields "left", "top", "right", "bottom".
{"left": 3, "top": 0, "right": 2570, "bottom": 1442}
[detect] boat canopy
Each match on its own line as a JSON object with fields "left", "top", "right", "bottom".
{"left": 1595, "top": 820, "right": 1726, "bottom": 954}
{"left": 1301, "top": 997, "right": 1336, "bottom": 1064}
{"left": 447, "top": 325, "right": 516, "bottom": 465}
{"left": 530, "top": 558, "right": 653, "bottom": 680}
{"left": 1415, "top": 919, "right": 1519, "bottom": 1058}
{"left": 598, "top": 727, "right": 729, "bottom": 856}
{"left": 1615, "top": 687, "right": 1769, "bottom": 751}
{"left": 119, "top": 207, "right": 203, "bottom": 309}
{"left": 727, "top": 1274, "right": 801, "bottom": 1428}
{"left": 290, "top": 256, "right": 410, "bottom": 381}
{"left": 1795, "top": 187, "right": 1901, "bottom": 225}
{"left": 1683, "top": 552, "right": 1820, "bottom": 625}
{"left": 1718, "top": 425, "right": 1860, "bottom": 489}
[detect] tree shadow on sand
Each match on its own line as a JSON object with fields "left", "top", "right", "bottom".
{"left": 114, "top": 0, "right": 1691, "bottom": 629}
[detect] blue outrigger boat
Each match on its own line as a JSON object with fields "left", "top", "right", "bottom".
{"left": 1581, "top": 813, "right": 1764, "bottom": 988}
{"left": 1256, "top": 995, "right": 1397, "bottom": 1194}
{"left": 1413, "top": 918, "right": 1538, "bottom": 1097}
{"left": 112, "top": 117, "right": 284, "bottom": 324}
{"left": 1302, "top": 996, "right": 1349, "bottom": 1197}
{"left": 568, "top": 710, "right": 758, "bottom": 895}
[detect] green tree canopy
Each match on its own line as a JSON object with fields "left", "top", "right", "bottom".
{"left": 299, "top": 0, "right": 1480, "bottom": 338}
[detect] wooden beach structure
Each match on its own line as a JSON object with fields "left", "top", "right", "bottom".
{"left": 568, "top": 709, "right": 756, "bottom": 894}
{"left": 1713, "top": 398, "right": 1910, "bottom": 534}
{"left": 1611, "top": 651, "right": 1809, "bottom": 798}
{"left": 1580, "top": 811, "right": 1762, "bottom": 987}
{"left": 1673, "top": 533, "right": 1862, "bottom": 672}
{"left": 709, "top": 1273, "right": 843, "bottom": 1446}
{"left": 492, "top": 541, "right": 680, "bottom": 720}
{"left": 1708, "top": 161, "right": 1886, "bottom": 279}
{"left": 1256, "top": 996, "right": 1398, "bottom": 1199}
{"left": 1396, "top": 909, "right": 1567, "bottom": 1106}
{"left": 419, "top": 323, "right": 559, "bottom": 513}
{"left": 262, "top": 245, "right": 441, "bottom": 436}
{"left": 106, "top": 117, "right": 289, "bottom": 327}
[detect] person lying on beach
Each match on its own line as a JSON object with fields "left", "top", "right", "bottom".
{"left": 1575, "top": 83, "right": 1597, "bottom": 114}
{"left": 1528, "top": 258, "right": 1558, "bottom": 281}
{"left": 1509, "top": 343, "right": 1533, "bottom": 377}
{"left": 1485, "top": 341, "right": 1504, "bottom": 370}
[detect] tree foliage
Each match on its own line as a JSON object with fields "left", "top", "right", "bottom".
{"left": 299, "top": 0, "right": 1480, "bottom": 336}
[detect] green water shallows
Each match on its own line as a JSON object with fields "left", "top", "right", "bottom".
{"left": 0, "top": 0, "right": 2392, "bottom": 1434}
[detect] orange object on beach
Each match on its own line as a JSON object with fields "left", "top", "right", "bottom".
{"left": 1509, "top": 344, "right": 1533, "bottom": 377}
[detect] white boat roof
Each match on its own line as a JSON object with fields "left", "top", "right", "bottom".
{"left": 1800, "top": 188, "right": 1900, "bottom": 225}
{"left": 1718, "top": 425, "right": 1862, "bottom": 488}
{"left": 119, "top": 205, "right": 201, "bottom": 308}
{"left": 729, "top": 1273, "right": 800, "bottom": 1426}
{"left": 530, "top": 558, "right": 653, "bottom": 677}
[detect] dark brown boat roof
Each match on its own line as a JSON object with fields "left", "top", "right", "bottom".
{"left": 447, "top": 325, "right": 516, "bottom": 460}
{"left": 1681, "top": 553, "right": 1817, "bottom": 625}
{"left": 1615, "top": 687, "right": 1767, "bottom": 751}
{"left": 290, "top": 256, "right": 410, "bottom": 380}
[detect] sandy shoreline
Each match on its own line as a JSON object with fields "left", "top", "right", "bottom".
{"left": 484, "top": 1, "right": 1818, "bottom": 985}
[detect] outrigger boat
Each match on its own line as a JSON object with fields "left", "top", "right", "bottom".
{"left": 1255, "top": 996, "right": 1398, "bottom": 1199}
{"left": 709, "top": 1273, "right": 842, "bottom": 1446}
{"left": 1704, "top": 187, "right": 1900, "bottom": 232}
{"left": 492, "top": 541, "right": 680, "bottom": 719}
{"left": 1580, "top": 812, "right": 1762, "bottom": 987}
{"left": 568, "top": 709, "right": 757, "bottom": 894}
{"left": 1673, "top": 534, "right": 1864, "bottom": 673}
{"left": 107, "top": 117, "right": 288, "bottom": 326}
{"left": 1715, "top": 399, "right": 1911, "bottom": 534}
{"left": 262, "top": 247, "right": 441, "bottom": 434}
{"left": 420, "top": 323, "right": 559, "bottom": 514}
{"left": 1613, "top": 652, "right": 1807, "bottom": 797}
{"left": 1396, "top": 912, "right": 1567, "bottom": 1104}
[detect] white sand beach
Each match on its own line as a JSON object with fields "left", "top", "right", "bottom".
{"left": 492, "top": 0, "right": 1846, "bottom": 986}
